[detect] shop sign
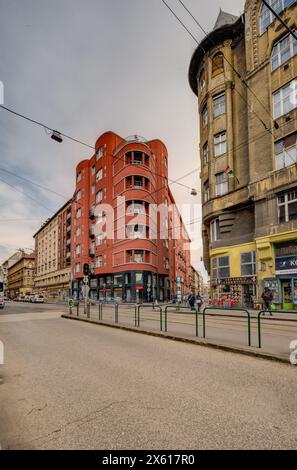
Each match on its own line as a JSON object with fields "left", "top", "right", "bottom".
{"left": 212, "top": 277, "right": 257, "bottom": 286}
{"left": 136, "top": 286, "right": 144, "bottom": 291}
{"left": 275, "top": 256, "right": 297, "bottom": 275}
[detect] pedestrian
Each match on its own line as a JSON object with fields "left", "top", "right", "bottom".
{"left": 188, "top": 293, "right": 195, "bottom": 311}
{"left": 262, "top": 287, "right": 273, "bottom": 316}
{"left": 196, "top": 293, "right": 203, "bottom": 312}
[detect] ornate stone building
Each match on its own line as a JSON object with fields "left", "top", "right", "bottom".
{"left": 189, "top": 1, "right": 297, "bottom": 309}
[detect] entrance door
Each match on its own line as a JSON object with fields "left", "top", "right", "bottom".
{"left": 281, "top": 280, "right": 293, "bottom": 310}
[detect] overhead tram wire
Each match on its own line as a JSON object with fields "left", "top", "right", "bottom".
{"left": 162, "top": 0, "right": 297, "bottom": 166}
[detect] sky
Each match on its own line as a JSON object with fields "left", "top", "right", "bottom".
{"left": 0, "top": 0, "right": 243, "bottom": 276}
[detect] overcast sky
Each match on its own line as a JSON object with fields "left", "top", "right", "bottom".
{"left": 0, "top": 0, "right": 243, "bottom": 276}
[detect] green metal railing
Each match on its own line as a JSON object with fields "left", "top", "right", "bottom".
{"left": 98, "top": 302, "right": 103, "bottom": 321}
{"left": 202, "top": 306, "right": 251, "bottom": 347}
{"left": 136, "top": 304, "right": 163, "bottom": 330}
{"left": 164, "top": 306, "right": 199, "bottom": 337}
{"left": 258, "top": 309, "right": 297, "bottom": 348}
{"left": 115, "top": 303, "right": 119, "bottom": 324}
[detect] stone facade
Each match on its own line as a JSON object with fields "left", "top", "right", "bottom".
{"left": 189, "top": 2, "right": 297, "bottom": 309}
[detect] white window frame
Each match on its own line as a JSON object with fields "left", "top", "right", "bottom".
{"left": 75, "top": 263, "right": 80, "bottom": 273}
{"left": 215, "top": 172, "right": 228, "bottom": 196}
{"left": 76, "top": 171, "right": 82, "bottom": 183}
{"left": 212, "top": 256, "right": 230, "bottom": 279}
{"left": 210, "top": 218, "right": 220, "bottom": 242}
{"left": 202, "top": 105, "right": 208, "bottom": 128}
{"left": 214, "top": 132, "right": 227, "bottom": 157}
{"left": 91, "top": 165, "right": 95, "bottom": 176}
{"left": 204, "top": 180, "right": 210, "bottom": 203}
{"left": 96, "top": 168, "right": 103, "bottom": 181}
{"left": 272, "top": 31, "right": 297, "bottom": 71}
{"left": 76, "top": 208, "right": 81, "bottom": 219}
{"left": 240, "top": 251, "right": 256, "bottom": 277}
{"left": 76, "top": 244, "right": 81, "bottom": 255}
{"left": 260, "top": 0, "right": 296, "bottom": 35}
{"left": 96, "top": 146, "right": 104, "bottom": 160}
{"left": 275, "top": 137, "right": 297, "bottom": 170}
{"left": 96, "top": 256, "right": 103, "bottom": 268}
{"left": 96, "top": 190, "right": 103, "bottom": 203}
{"left": 203, "top": 143, "right": 208, "bottom": 165}
{"left": 278, "top": 189, "right": 297, "bottom": 223}
{"left": 213, "top": 92, "right": 226, "bottom": 119}
{"left": 273, "top": 78, "right": 297, "bottom": 119}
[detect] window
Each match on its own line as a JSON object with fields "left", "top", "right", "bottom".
{"left": 212, "top": 52, "right": 224, "bottom": 77}
{"left": 215, "top": 172, "right": 228, "bottom": 196}
{"left": 275, "top": 134, "right": 297, "bottom": 169}
{"left": 134, "top": 152, "right": 143, "bottom": 164}
{"left": 204, "top": 180, "right": 210, "bottom": 203}
{"left": 96, "top": 234, "right": 104, "bottom": 246}
{"left": 214, "top": 132, "right": 227, "bottom": 157}
{"left": 96, "top": 146, "right": 104, "bottom": 160}
{"left": 76, "top": 171, "right": 82, "bottom": 183}
{"left": 134, "top": 177, "right": 143, "bottom": 188}
{"left": 272, "top": 32, "right": 297, "bottom": 71}
{"left": 127, "top": 201, "right": 145, "bottom": 214}
{"left": 199, "top": 69, "right": 206, "bottom": 91}
{"left": 76, "top": 190, "right": 81, "bottom": 201}
{"left": 75, "top": 263, "right": 80, "bottom": 273}
{"left": 91, "top": 165, "right": 95, "bottom": 176}
{"left": 96, "top": 168, "right": 103, "bottom": 181}
{"left": 96, "top": 256, "right": 103, "bottom": 268}
{"left": 213, "top": 93, "right": 226, "bottom": 118}
{"left": 260, "top": 0, "right": 295, "bottom": 35}
{"left": 202, "top": 105, "right": 208, "bottom": 127}
{"left": 210, "top": 218, "right": 220, "bottom": 242}
{"left": 278, "top": 189, "right": 297, "bottom": 223}
{"left": 273, "top": 78, "right": 297, "bottom": 119}
{"left": 165, "top": 258, "right": 169, "bottom": 269}
{"left": 76, "top": 208, "right": 81, "bottom": 219}
{"left": 135, "top": 272, "right": 143, "bottom": 283}
{"left": 212, "top": 256, "right": 230, "bottom": 279}
{"left": 91, "top": 184, "right": 95, "bottom": 195}
{"left": 96, "top": 190, "right": 103, "bottom": 203}
{"left": 76, "top": 226, "right": 81, "bottom": 237}
{"left": 114, "top": 275, "right": 122, "bottom": 286}
{"left": 134, "top": 250, "right": 144, "bottom": 263}
{"left": 203, "top": 143, "right": 208, "bottom": 164}
{"left": 127, "top": 224, "right": 146, "bottom": 239}
{"left": 241, "top": 251, "right": 256, "bottom": 276}
{"left": 76, "top": 244, "right": 81, "bottom": 255}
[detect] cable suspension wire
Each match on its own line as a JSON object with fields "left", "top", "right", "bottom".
{"left": 261, "top": 0, "right": 297, "bottom": 41}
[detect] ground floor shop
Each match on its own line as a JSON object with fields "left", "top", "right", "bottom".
{"left": 211, "top": 277, "right": 257, "bottom": 308}
{"left": 72, "top": 271, "right": 171, "bottom": 303}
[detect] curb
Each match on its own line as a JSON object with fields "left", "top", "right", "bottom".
{"left": 61, "top": 314, "right": 290, "bottom": 365}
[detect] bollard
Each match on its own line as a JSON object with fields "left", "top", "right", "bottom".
{"left": 76, "top": 301, "right": 80, "bottom": 317}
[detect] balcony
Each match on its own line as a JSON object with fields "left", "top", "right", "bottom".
{"left": 89, "top": 210, "right": 95, "bottom": 220}
{"left": 89, "top": 228, "right": 95, "bottom": 239}
{"left": 89, "top": 250, "right": 95, "bottom": 258}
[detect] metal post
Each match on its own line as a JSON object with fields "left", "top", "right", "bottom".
{"left": 165, "top": 306, "right": 168, "bottom": 333}
{"left": 258, "top": 311, "right": 263, "bottom": 349}
{"left": 77, "top": 301, "right": 79, "bottom": 317}
{"left": 87, "top": 302, "right": 90, "bottom": 319}
{"left": 202, "top": 307, "right": 206, "bottom": 338}
{"left": 134, "top": 306, "right": 137, "bottom": 327}
{"left": 115, "top": 304, "right": 119, "bottom": 324}
{"left": 195, "top": 307, "right": 198, "bottom": 337}
{"left": 160, "top": 307, "right": 163, "bottom": 332}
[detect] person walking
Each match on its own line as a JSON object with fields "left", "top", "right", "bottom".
{"left": 188, "top": 293, "right": 195, "bottom": 311}
{"left": 262, "top": 287, "right": 273, "bottom": 316}
{"left": 196, "top": 293, "right": 203, "bottom": 312}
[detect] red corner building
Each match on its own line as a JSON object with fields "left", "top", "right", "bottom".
{"left": 72, "top": 132, "right": 191, "bottom": 302}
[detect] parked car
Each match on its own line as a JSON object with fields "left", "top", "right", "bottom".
{"left": 31, "top": 294, "right": 45, "bottom": 304}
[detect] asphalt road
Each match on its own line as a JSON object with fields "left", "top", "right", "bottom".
{"left": 0, "top": 302, "right": 297, "bottom": 450}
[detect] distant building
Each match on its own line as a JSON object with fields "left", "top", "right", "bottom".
{"left": 188, "top": 1, "right": 297, "bottom": 309}
{"left": 1, "top": 251, "right": 24, "bottom": 294}
{"left": 190, "top": 266, "right": 203, "bottom": 296}
{"left": 6, "top": 251, "right": 35, "bottom": 298}
{"left": 33, "top": 199, "right": 72, "bottom": 302}
{"left": 72, "top": 131, "right": 192, "bottom": 302}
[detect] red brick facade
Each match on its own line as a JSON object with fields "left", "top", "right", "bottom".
{"left": 71, "top": 131, "right": 191, "bottom": 302}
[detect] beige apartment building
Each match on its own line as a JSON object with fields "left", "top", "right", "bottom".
{"left": 34, "top": 199, "right": 72, "bottom": 301}
{"left": 190, "top": 266, "right": 204, "bottom": 297}
{"left": 189, "top": 1, "right": 297, "bottom": 309}
{"left": 6, "top": 251, "right": 35, "bottom": 298}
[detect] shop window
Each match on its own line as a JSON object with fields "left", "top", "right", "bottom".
{"left": 278, "top": 189, "right": 297, "bottom": 223}
{"left": 135, "top": 272, "right": 143, "bottom": 283}
{"left": 214, "top": 131, "right": 227, "bottom": 157}
{"left": 114, "top": 275, "right": 122, "bottom": 286}
{"left": 210, "top": 218, "right": 220, "bottom": 242}
{"left": 125, "top": 273, "right": 131, "bottom": 284}
{"left": 213, "top": 92, "right": 226, "bottom": 118}
{"left": 212, "top": 52, "right": 224, "bottom": 78}
{"left": 260, "top": 0, "right": 295, "bottom": 35}
{"left": 241, "top": 251, "right": 256, "bottom": 276}
{"left": 272, "top": 31, "right": 297, "bottom": 71}
{"left": 215, "top": 172, "right": 228, "bottom": 196}
{"left": 212, "top": 256, "right": 230, "bottom": 279}
{"left": 275, "top": 133, "right": 297, "bottom": 170}
{"left": 273, "top": 78, "right": 297, "bottom": 119}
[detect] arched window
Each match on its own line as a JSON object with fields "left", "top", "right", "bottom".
{"left": 199, "top": 69, "right": 206, "bottom": 90}
{"left": 260, "top": 0, "right": 296, "bottom": 35}
{"left": 212, "top": 53, "right": 224, "bottom": 78}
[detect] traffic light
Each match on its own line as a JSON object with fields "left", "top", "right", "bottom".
{"left": 83, "top": 263, "right": 89, "bottom": 276}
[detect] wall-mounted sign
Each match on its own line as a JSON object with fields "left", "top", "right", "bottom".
{"left": 275, "top": 256, "right": 297, "bottom": 275}
{"left": 212, "top": 277, "right": 257, "bottom": 286}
